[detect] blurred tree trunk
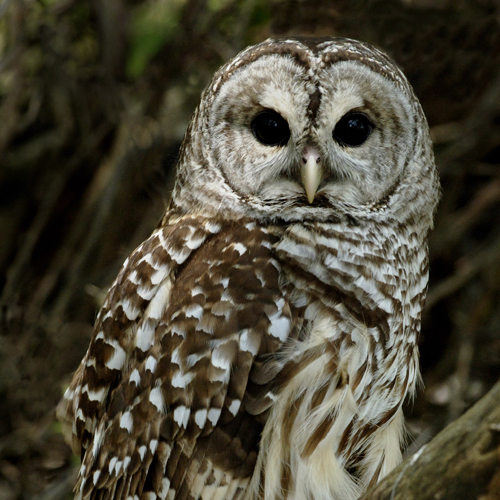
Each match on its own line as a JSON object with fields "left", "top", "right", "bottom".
{"left": 361, "top": 379, "right": 500, "bottom": 500}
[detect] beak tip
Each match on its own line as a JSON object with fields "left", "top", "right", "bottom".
{"left": 301, "top": 154, "right": 323, "bottom": 204}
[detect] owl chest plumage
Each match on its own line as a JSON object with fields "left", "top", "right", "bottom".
{"left": 247, "top": 218, "right": 426, "bottom": 500}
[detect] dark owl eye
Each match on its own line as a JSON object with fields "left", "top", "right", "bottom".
{"left": 333, "top": 112, "right": 373, "bottom": 147}
{"left": 251, "top": 111, "right": 290, "bottom": 146}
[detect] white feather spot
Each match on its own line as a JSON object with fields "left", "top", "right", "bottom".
{"left": 120, "top": 411, "right": 133, "bottom": 432}
{"left": 185, "top": 235, "right": 206, "bottom": 250}
{"left": 84, "top": 416, "right": 95, "bottom": 432}
{"left": 149, "top": 386, "right": 165, "bottom": 413}
{"left": 123, "top": 456, "right": 131, "bottom": 470}
{"left": 379, "top": 297, "right": 394, "bottom": 314}
{"left": 264, "top": 390, "right": 278, "bottom": 402}
{"left": 173, "top": 405, "right": 190, "bottom": 428}
{"left": 76, "top": 408, "right": 85, "bottom": 422}
{"left": 228, "top": 399, "right": 241, "bottom": 416}
{"left": 255, "top": 270, "right": 265, "bottom": 287}
{"left": 145, "top": 356, "right": 157, "bottom": 373}
{"left": 114, "top": 460, "right": 123, "bottom": 475}
{"left": 205, "top": 221, "right": 221, "bottom": 233}
{"left": 145, "top": 279, "right": 171, "bottom": 321}
{"left": 82, "top": 384, "right": 106, "bottom": 402}
{"left": 89, "top": 387, "right": 106, "bottom": 403}
{"left": 268, "top": 313, "right": 290, "bottom": 342}
{"left": 63, "top": 386, "right": 74, "bottom": 400}
{"left": 108, "top": 457, "right": 117, "bottom": 475}
{"left": 207, "top": 408, "right": 221, "bottom": 426}
{"left": 135, "top": 321, "right": 155, "bottom": 352}
{"left": 92, "top": 425, "right": 104, "bottom": 457}
{"left": 185, "top": 303, "right": 204, "bottom": 320}
{"left": 172, "top": 370, "right": 194, "bottom": 389}
{"left": 120, "top": 298, "right": 140, "bottom": 321}
{"left": 275, "top": 297, "right": 285, "bottom": 310}
{"left": 232, "top": 243, "right": 247, "bottom": 255}
{"left": 86, "top": 357, "right": 96, "bottom": 369}
{"left": 171, "top": 347, "right": 182, "bottom": 367}
{"left": 136, "top": 284, "right": 157, "bottom": 301}
{"left": 105, "top": 341, "right": 126, "bottom": 371}
{"left": 239, "top": 329, "right": 259, "bottom": 356}
{"left": 95, "top": 331, "right": 104, "bottom": 341}
{"left": 196, "top": 313, "right": 217, "bottom": 334}
{"left": 93, "top": 470, "right": 101, "bottom": 485}
{"left": 195, "top": 409, "right": 207, "bottom": 428}
{"left": 150, "top": 265, "right": 169, "bottom": 285}
{"left": 185, "top": 352, "right": 204, "bottom": 368}
{"left": 212, "top": 347, "right": 231, "bottom": 370}
{"left": 149, "top": 439, "right": 158, "bottom": 454}
{"left": 168, "top": 247, "right": 191, "bottom": 264}
{"left": 101, "top": 309, "right": 113, "bottom": 321}
{"left": 138, "top": 251, "right": 154, "bottom": 267}
{"left": 161, "top": 477, "right": 171, "bottom": 494}
{"left": 127, "top": 270, "right": 140, "bottom": 285}
{"left": 138, "top": 445, "right": 147, "bottom": 461}
{"left": 129, "top": 368, "right": 141, "bottom": 386}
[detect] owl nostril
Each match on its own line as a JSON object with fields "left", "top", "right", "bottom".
{"left": 302, "top": 147, "right": 321, "bottom": 165}
{"left": 302, "top": 156, "right": 320, "bottom": 164}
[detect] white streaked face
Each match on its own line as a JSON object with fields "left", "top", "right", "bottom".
{"left": 207, "top": 53, "right": 417, "bottom": 212}
{"left": 174, "top": 38, "right": 437, "bottom": 225}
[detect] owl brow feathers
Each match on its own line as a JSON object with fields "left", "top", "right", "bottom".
{"left": 207, "top": 37, "right": 413, "bottom": 108}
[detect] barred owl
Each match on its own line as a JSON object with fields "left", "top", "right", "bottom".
{"left": 58, "top": 37, "right": 440, "bottom": 500}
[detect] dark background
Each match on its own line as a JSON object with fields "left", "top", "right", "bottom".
{"left": 1, "top": 1, "right": 500, "bottom": 498}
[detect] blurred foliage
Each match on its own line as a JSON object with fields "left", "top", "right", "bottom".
{"left": 0, "top": 0, "right": 500, "bottom": 498}
{"left": 128, "top": 0, "right": 186, "bottom": 78}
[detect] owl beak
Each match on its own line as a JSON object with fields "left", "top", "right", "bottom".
{"left": 301, "top": 147, "right": 323, "bottom": 204}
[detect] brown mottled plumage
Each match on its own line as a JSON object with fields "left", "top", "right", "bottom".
{"left": 58, "top": 37, "right": 440, "bottom": 500}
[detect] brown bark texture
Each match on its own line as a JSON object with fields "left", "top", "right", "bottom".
{"left": 361, "top": 379, "right": 500, "bottom": 500}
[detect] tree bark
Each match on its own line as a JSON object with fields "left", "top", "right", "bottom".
{"left": 361, "top": 380, "right": 500, "bottom": 500}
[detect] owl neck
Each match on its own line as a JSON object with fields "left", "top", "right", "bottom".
{"left": 273, "top": 218, "right": 429, "bottom": 386}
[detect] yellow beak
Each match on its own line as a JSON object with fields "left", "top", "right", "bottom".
{"left": 301, "top": 148, "right": 323, "bottom": 204}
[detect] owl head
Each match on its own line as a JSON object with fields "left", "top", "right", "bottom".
{"left": 172, "top": 37, "right": 440, "bottom": 227}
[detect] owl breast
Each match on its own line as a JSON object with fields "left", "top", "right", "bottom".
{"left": 246, "top": 218, "right": 425, "bottom": 500}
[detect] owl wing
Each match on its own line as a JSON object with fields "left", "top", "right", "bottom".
{"left": 57, "top": 213, "right": 298, "bottom": 500}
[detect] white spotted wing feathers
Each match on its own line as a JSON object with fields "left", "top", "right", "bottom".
{"left": 58, "top": 214, "right": 298, "bottom": 499}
